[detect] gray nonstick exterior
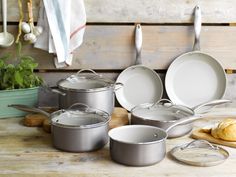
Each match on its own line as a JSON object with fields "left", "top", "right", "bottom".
{"left": 131, "top": 115, "right": 193, "bottom": 138}
{"left": 52, "top": 122, "right": 109, "bottom": 152}
{"left": 58, "top": 87, "right": 115, "bottom": 115}
{"left": 110, "top": 137, "right": 166, "bottom": 166}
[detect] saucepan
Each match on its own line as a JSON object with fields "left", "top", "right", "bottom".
{"left": 131, "top": 99, "right": 231, "bottom": 138}
{"left": 109, "top": 115, "right": 206, "bottom": 166}
{"left": 9, "top": 103, "right": 110, "bottom": 152}
{"left": 51, "top": 69, "right": 123, "bottom": 115}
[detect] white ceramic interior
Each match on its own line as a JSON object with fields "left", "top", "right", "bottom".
{"left": 51, "top": 112, "right": 106, "bottom": 127}
{"left": 108, "top": 125, "right": 167, "bottom": 144}
{"left": 165, "top": 51, "right": 226, "bottom": 108}
{"left": 115, "top": 66, "right": 163, "bottom": 111}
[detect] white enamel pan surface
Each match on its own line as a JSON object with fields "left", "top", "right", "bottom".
{"left": 115, "top": 24, "right": 163, "bottom": 111}
{"left": 165, "top": 6, "right": 226, "bottom": 108}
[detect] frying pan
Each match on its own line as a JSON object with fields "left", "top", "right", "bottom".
{"left": 130, "top": 99, "right": 231, "bottom": 138}
{"left": 165, "top": 6, "right": 227, "bottom": 108}
{"left": 115, "top": 24, "right": 163, "bottom": 111}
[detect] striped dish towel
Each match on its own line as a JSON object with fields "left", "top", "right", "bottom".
{"left": 34, "top": 0, "right": 86, "bottom": 68}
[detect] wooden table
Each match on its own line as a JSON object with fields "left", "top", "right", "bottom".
{"left": 1, "top": 109, "right": 236, "bottom": 177}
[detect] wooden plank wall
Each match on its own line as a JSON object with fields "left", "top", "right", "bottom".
{"left": 1, "top": 0, "right": 236, "bottom": 106}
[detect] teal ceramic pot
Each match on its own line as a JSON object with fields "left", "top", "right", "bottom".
{"left": 0, "top": 87, "right": 39, "bottom": 118}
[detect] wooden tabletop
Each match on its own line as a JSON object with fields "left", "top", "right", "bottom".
{"left": 1, "top": 109, "right": 236, "bottom": 177}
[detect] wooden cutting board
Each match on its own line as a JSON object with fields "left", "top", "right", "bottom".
{"left": 191, "top": 129, "right": 236, "bottom": 148}
{"left": 109, "top": 107, "right": 129, "bottom": 129}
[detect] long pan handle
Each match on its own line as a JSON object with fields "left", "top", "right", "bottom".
{"left": 193, "top": 5, "right": 201, "bottom": 51}
{"left": 192, "top": 99, "right": 231, "bottom": 113}
{"left": 8, "top": 104, "right": 51, "bottom": 117}
{"left": 165, "top": 115, "right": 204, "bottom": 133}
{"left": 135, "top": 24, "right": 143, "bottom": 65}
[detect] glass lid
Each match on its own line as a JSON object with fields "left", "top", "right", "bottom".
{"left": 51, "top": 103, "right": 110, "bottom": 128}
{"left": 131, "top": 99, "right": 195, "bottom": 121}
{"left": 58, "top": 69, "right": 115, "bottom": 91}
{"left": 170, "top": 140, "right": 229, "bottom": 167}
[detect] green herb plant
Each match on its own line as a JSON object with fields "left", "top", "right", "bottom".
{"left": 0, "top": 42, "right": 43, "bottom": 90}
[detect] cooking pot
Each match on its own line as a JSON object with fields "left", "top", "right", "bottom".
{"left": 109, "top": 115, "right": 205, "bottom": 166}
{"left": 51, "top": 69, "right": 123, "bottom": 115}
{"left": 131, "top": 99, "right": 231, "bottom": 138}
{"left": 9, "top": 103, "right": 111, "bottom": 152}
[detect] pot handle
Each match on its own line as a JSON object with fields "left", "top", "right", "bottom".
{"left": 75, "top": 69, "right": 100, "bottom": 77}
{"left": 50, "top": 88, "right": 66, "bottom": 96}
{"left": 193, "top": 5, "right": 201, "bottom": 51}
{"left": 8, "top": 104, "right": 50, "bottom": 117}
{"left": 114, "top": 82, "right": 124, "bottom": 91}
{"left": 41, "top": 82, "right": 66, "bottom": 96}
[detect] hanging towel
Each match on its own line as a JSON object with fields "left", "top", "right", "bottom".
{"left": 34, "top": 0, "right": 86, "bottom": 68}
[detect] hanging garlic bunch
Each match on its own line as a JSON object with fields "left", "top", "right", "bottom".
{"left": 22, "top": 0, "right": 43, "bottom": 43}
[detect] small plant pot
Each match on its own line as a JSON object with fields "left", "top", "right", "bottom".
{"left": 0, "top": 87, "right": 39, "bottom": 118}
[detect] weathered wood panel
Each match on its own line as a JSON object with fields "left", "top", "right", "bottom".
{"left": 4, "top": 0, "right": 236, "bottom": 23}
{"left": 2, "top": 25, "right": 236, "bottom": 70}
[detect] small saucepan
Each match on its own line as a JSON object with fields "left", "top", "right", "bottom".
{"left": 109, "top": 114, "right": 206, "bottom": 166}
{"left": 131, "top": 99, "right": 230, "bottom": 138}
{"left": 9, "top": 103, "right": 110, "bottom": 152}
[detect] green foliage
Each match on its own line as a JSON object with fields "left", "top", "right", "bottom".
{"left": 0, "top": 42, "right": 43, "bottom": 90}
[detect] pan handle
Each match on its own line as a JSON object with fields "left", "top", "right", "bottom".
{"left": 165, "top": 115, "right": 204, "bottom": 133}
{"left": 192, "top": 99, "right": 231, "bottom": 113}
{"left": 8, "top": 104, "right": 50, "bottom": 117}
{"left": 135, "top": 24, "right": 142, "bottom": 65}
{"left": 193, "top": 5, "right": 201, "bottom": 51}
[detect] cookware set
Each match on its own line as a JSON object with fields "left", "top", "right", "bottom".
{"left": 10, "top": 5, "right": 230, "bottom": 167}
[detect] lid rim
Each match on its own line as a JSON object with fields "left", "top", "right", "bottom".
{"left": 57, "top": 79, "right": 114, "bottom": 92}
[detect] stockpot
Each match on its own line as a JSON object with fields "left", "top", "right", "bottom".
{"left": 109, "top": 115, "right": 204, "bottom": 166}
{"left": 131, "top": 99, "right": 231, "bottom": 138}
{"left": 52, "top": 69, "right": 123, "bottom": 115}
{"left": 9, "top": 103, "right": 110, "bottom": 152}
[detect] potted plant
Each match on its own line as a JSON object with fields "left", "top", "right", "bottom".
{"left": 0, "top": 0, "right": 44, "bottom": 118}
{"left": 0, "top": 43, "right": 43, "bottom": 118}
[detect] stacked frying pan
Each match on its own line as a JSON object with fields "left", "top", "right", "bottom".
{"left": 115, "top": 5, "right": 227, "bottom": 111}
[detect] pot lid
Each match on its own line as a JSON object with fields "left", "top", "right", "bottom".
{"left": 58, "top": 69, "right": 115, "bottom": 92}
{"left": 51, "top": 103, "right": 110, "bottom": 128}
{"left": 131, "top": 99, "right": 195, "bottom": 122}
{"left": 170, "top": 140, "right": 229, "bottom": 167}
